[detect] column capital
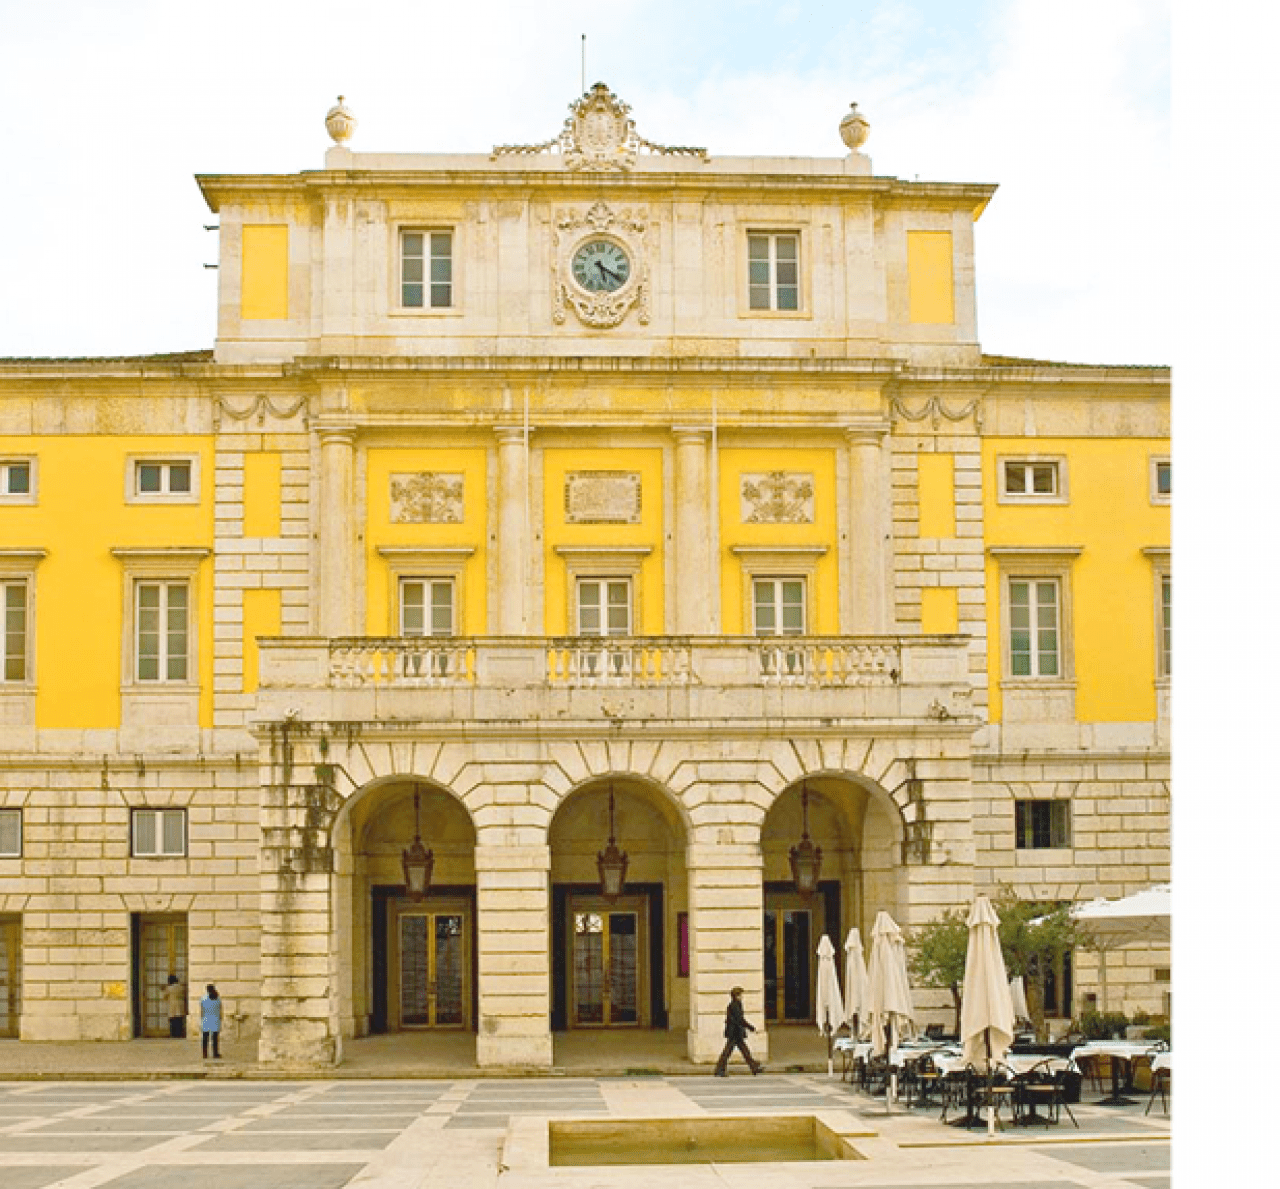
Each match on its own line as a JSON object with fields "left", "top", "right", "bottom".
{"left": 494, "top": 425, "right": 530, "bottom": 445}
{"left": 317, "top": 424, "right": 357, "bottom": 446}
{"left": 672, "top": 426, "right": 709, "bottom": 445}
{"left": 843, "top": 419, "right": 892, "bottom": 446}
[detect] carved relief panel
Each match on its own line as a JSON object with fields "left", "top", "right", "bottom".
{"left": 390, "top": 473, "right": 464, "bottom": 523}
{"left": 740, "top": 472, "right": 815, "bottom": 523}
{"left": 565, "top": 471, "right": 642, "bottom": 524}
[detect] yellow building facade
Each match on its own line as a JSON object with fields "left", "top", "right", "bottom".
{"left": 0, "top": 89, "right": 1169, "bottom": 1065}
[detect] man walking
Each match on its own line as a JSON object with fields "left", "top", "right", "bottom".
{"left": 714, "top": 986, "right": 764, "bottom": 1076}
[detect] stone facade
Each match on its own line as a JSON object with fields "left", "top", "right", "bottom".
{"left": 0, "top": 89, "right": 1170, "bottom": 1062}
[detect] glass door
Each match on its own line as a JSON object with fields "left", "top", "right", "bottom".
{"left": 135, "top": 914, "right": 187, "bottom": 1037}
{"left": 399, "top": 910, "right": 467, "bottom": 1029}
{"left": 570, "top": 899, "right": 644, "bottom": 1027}
{"left": 763, "top": 905, "right": 813, "bottom": 1022}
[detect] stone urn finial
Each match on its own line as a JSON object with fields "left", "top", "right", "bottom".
{"left": 325, "top": 95, "right": 356, "bottom": 145}
{"left": 839, "top": 102, "right": 870, "bottom": 153}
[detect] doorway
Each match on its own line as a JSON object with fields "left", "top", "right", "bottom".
{"left": 0, "top": 916, "right": 19, "bottom": 1037}
{"left": 396, "top": 905, "right": 469, "bottom": 1029}
{"left": 568, "top": 896, "right": 646, "bottom": 1027}
{"left": 132, "top": 913, "right": 187, "bottom": 1038}
{"left": 762, "top": 883, "right": 840, "bottom": 1024}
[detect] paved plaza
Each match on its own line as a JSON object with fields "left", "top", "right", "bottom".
{"left": 0, "top": 1074, "right": 1171, "bottom": 1189}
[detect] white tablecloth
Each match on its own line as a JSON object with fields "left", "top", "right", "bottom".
{"left": 1151, "top": 1052, "right": 1171, "bottom": 1073}
{"left": 1070, "top": 1041, "right": 1161, "bottom": 1067}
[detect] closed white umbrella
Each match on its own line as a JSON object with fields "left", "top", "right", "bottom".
{"left": 843, "top": 927, "right": 870, "bottom": 1039}
{"left": 815, "top": 934, "right": 845, "bottom": 1077}
{"left": 866, "top": 910, "right": 916, "bottom": 1108}
{"left": 960, "top": 894, "right": 1017, "bottom": 1136}
{"left": 1009, "top": 975, "right": 1031, "bottom": 1025}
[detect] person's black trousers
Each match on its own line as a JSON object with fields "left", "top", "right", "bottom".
{"left": 202, "top": 1030, "right": 221, "bottom": 1058}
{"left": 169, "top": 1017, "right": 185, "bottom": 1038}
{"left": 714, "top": 1036, "right": 760, "bottom": 1074}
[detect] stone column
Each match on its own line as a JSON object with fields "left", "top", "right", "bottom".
{"left": 257, "top": 763, "right": 342, "bottom": 1067}
{"left": 685, "top": 837, "right": 767, "bottom": 1064}
{"left": 318, "top": 426, "right": 358, "bottom": 637}
{"left": 673, "top": 428, "right": 716, "bottom": 634}
{"left": 474, "top": 842, "right": 553, "bottom": 1068}
{"left": 494, "top": 427, "right": 530, "bottom": 635}
{"left": 844, "top": 423, "right": 892, "bottom": 634}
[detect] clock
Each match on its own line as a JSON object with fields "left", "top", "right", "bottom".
{"left": 571, "top": 238, "right": 632, "bottom": 293}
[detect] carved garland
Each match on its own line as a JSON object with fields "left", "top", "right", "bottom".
{"left": 889, "top": 394, "right": 984, "bottom": 431}
{"left": 214, "top": 394, "right": 310, "bottom": 430}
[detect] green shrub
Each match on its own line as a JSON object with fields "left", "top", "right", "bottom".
{"left": 1142, "top": 1023, "right": 1171, "bottom": 1045}
{"left": 1077, "top": 1009, "right": 1129, "bottom": 1040}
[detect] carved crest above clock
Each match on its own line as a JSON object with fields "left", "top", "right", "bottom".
{"left": 553, "top": 201, "right": 650, "bottom": 329}
{"left": 493, "top": 82, "right": 707, "bottom": 172}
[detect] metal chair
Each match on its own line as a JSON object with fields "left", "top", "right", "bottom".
{"left": 1145, "top": 1065, "right": 1170, "bottom": 1115}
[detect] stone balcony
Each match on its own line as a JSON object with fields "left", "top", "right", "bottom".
{"left": 255, "top": 635, "right": 975, "bottom": 731}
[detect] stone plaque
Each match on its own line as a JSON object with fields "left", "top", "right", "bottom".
{"left": 390, "top": 473, "right": 464, "bottom": 523}
{"left": 565, "top": 471, "right": 642, "bottom": 523}
{"left": 741, "top": 471, "right": 814, "bottom": 523}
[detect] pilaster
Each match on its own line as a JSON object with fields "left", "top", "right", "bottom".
{"left": 317, "top": 426, "right": 358, "bottom": 638}
{"left": 844, "top": 423, "right": 892, "bottom": 634}
{"left": 493, "top": 426, "right": 531, "bottom": 635}
{"left": 673, "top": 428, "right": 716, "bottom": 634}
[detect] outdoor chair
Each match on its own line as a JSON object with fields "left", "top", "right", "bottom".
{"left": 1078, "top": 1052, "right": 1111, "bottom": 1096}
{"left": 1012, "top": 1059, "right": 1078, "bottom": 1128}
{"left": 1145, "top": 1066, "right": 1170, "bottom": 1116}
{"left": 908, "top": 1055, "right": 944, "bottom": 1109}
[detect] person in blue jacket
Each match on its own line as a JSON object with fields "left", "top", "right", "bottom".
{"left": 200, "top": 984, "right": 223, "bottom": 1059}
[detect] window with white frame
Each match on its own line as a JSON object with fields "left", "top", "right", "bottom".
{"left": 0, "top": 809, "right": 20, "bottom": 858}
{"left": 1159, "top": 571, "right": 1171, "bottom": 678}
{"left": 577, "top": 578, "right": 632, "bottom": 637}
{"left": 1014, "top": 800, "right": 1071, "bottom": 849}
{"left": 135, "top": 581, "right": 190, "bottom": 682}
{"left": 747, "top": 232, "right": 800, "bottom": 311}
{"left": 399, "top": 576, "right": 456, "bottom": 678}
{"left": 1008, "top": 577, "right": 1061, "bottom": 677}
{"left": 753, "top": 576, "right": 807, "bottom": 678}
{"left": 2, "top": 581, "right": 28, "bottom": 684}
{"left": 1150, "top": 456, "right": 1171, "bottom": 504}
{"left": 131, "top": 808, "right": 186, "bottom": 858}
{"left": 0, "top": 459, "right": 34, "bottom": 502}
{"left": 130, "top": 458, "right": 196, "bottom": 502}
{"left": 401, "top": 230, "right": 454, "bottom": 308}
{"left": 1000, "top": 458, "right": 1064, "bottom": 502}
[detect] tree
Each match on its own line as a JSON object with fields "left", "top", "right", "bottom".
{"left": 906, "top": 908, "right": 968, "bottom": 1035}
{"left": 994, "top": 890, "right": 1093, "bottom": 1041}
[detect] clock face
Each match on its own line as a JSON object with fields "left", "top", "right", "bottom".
{"left": 571, "top": 239, "right": 632, "bottom": 293}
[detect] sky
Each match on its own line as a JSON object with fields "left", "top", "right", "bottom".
{"left": 0, "top": 0, "right": 1171, "bottom": 364}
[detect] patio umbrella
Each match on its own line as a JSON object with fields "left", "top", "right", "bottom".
{"left": 1071, "top": 884, "right": 1170, "bottom": 1013}
{"left": 815, "top": 934, "right": 845, "bottom": 1077}
{"left": 1009, "top": 975, "right": 1031, "bottom": 1025}
{"left": 866, "top": 910, "right": 916, "bottom": 1108}
{"left": 843, "top": 927, "right": 870, "bottom": 1039}
{"left": 960, "top": 894, "right": 1016, "bottom": 1137}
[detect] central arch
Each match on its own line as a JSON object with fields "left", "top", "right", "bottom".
{"left": 547, "top": 775, "right": 688, "bottom": 1042}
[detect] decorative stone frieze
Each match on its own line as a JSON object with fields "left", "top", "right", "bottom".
{"left": 390, "top": 472, "right": 464, "bottom": 523}
{"left": 740, "top": 471, "right": 815, "bottom": 524}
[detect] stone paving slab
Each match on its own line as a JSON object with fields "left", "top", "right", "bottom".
{"left": 1035, "top": 1141, "right": 1171, "bottom": 1173}
{"left": 0, "top": 1169, "right": 84, "bottom": 1189}
{"left": 94, "top": 1163, "right": 366, "bottom": 1188}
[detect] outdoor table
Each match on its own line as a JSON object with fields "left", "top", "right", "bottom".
{"left": 1005, "top": 1055, "right": 1075, "bottom": 1126}
{"left": 1070, "top": 1041, "right": 1159, "bottom": 1106}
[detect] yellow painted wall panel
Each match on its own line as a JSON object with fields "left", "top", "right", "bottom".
{"left": 240, "top": 225, "right": 289, "bottom": 321}
{"left": 242, "top": 589, "right": 282, "bottom": 693}
{"left": 363, "top": 447, "right": 488, "bottom": 635}
{"left": 920, "top": 587, "right": 959, "bottom": 635}
{"left": 917, "top": 454, "right": 956, "bottom": 538}
{"left": 907, "top": 230, "right": 955, "bottom": 324}
{"left": 983, "top": 438, "right": 1170, "bottom": 724}
{"left": 718, "top": 448, "right": 839, "bottom": 635}
{"left": 0, "top": 435, "right": 214, "bottom": 729}
{"left": 242, "top": 452, "right": 282, "bottom": 538}
{"left": 542, "top": 448, "right": 665, "bottom": 635}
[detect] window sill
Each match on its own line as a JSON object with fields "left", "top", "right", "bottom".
{"left": 1001, "top": 678, "right": 1077, "bottom": 690}
{"left": 738, "top": 308, "right": 811, "bottom": 320}
{"left": 388, "top": 307, "right": 464, "bottom": 318}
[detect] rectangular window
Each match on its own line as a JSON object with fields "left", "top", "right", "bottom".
{"left": 2, "top": 582, "right": 27, "bottom": 683}
{"left": 131, "top": 808, "right": 186, "bottom": 858}
{"left": 748, "top": 232, "right": 800, "bottom": 311}
{"left": 1014, "top": 800, "right": 1071, "bottom": 849}
{"left": 1008, "top": 578, "right": 1060, "bottom": 677}
{"left": 1002, "top": 459, "right": 1061, "bottom": 499}
{"left": 132, "top": 459, "right": 194, "bottom": 500}
{"left": 399, "top": 578, "right": 455, "bottom": 637}
{"left": 1160, "top": 573, "right": 1171, "bottom": 677}
{"left": 0, "top": 460, "right": 33, "bottom": 499}
{"left": 0, "top": 809, "right": 20, "bottom": 858}
{"left": 752, "top": 577, "right": 806, "bottom": 636}
{"left": 1151, "top": 456, "right": 1171, "bottom": 504}
{"left": 135, "top": 581, "right": 189, "bottom": 682}
{"left": 577, "top": 578, "right": 632, "bottom": 637}
{"left": 401, "top": 230, "right": 453, "bottom": 309}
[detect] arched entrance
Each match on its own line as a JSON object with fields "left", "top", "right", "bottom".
{"left": 760, "top": 776, "right": 903, "bottom": 1024}
{"left": 548, "top": 779, "right": 687, "bottom": 1036}
{"left": 332, "top": 779, "right": 476, "bottom": 1039}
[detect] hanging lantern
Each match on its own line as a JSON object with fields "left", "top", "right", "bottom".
{"left": 401, "top": 787, "right": 434, "bottom": 899}
{"left": 597, "top": 787, "right": 629, "bottom": 900}
{"left": 789, "top": 785, "right": 823, "bottom": 896}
